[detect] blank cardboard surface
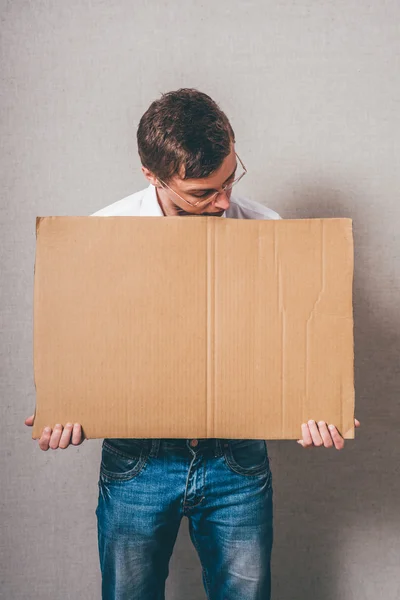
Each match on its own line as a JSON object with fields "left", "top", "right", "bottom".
{"left": 32, "top": 216, "right": 355, "bottom": 440}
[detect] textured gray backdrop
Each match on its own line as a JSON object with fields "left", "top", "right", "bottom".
{"left": 1, "top": 1, "right": 399, "bottom": 598}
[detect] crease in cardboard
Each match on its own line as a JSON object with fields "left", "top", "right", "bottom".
{"left": 273, "top": 224, "right": 286, "bottom": 438}
{"left": 305, "top": 220, "right": 325, "bottom": 324}
{"left": 305, "top": 220, "right": 326, "bottom": 427}
{"left": 206, "top": 219, "right": 215, "bottom": 438}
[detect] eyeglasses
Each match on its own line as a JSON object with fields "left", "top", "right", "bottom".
{"left": 156, "top": 152, "right": 247, "bottom": 209}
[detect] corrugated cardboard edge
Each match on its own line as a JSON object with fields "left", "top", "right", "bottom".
{"left": 342, "top": 218, "right": 355, "bottom": 440}
{"left": 32, "top": 217, "right": 45, "bottom": 439}
{"left": 36, "top": 216, "right": 44, "bottom": 236}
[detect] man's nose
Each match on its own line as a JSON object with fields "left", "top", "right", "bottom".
{"left": 213, "top": 190, "right": 230, "bottom": 210}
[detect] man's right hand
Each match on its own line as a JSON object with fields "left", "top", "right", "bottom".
{"left": 24, "top": 415, "right": 84, "bottom": 451}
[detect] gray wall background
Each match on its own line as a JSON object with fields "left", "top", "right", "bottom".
{"left": 1, "top": 1, "right": 399, "bottom": 598}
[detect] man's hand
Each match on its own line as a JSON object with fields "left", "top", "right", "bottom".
{"left": 24, "top": 415, "right": 84, "bottom": 451}
{"left": 297, "top": 418, "right": 360, "bottom": 450}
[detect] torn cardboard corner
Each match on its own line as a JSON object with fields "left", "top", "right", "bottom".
{"left": 32, "top": 216, "right": 355, "bottom": 440}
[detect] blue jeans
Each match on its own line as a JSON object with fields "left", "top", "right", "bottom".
{"left": 96, "top": 437, "right": 274, "bottom": 599}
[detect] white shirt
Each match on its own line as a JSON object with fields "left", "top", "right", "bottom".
{"left": 91, "top": 183, "right": 282, "bottom": 220}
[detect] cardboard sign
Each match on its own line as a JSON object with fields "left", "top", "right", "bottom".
{"left": 32, "top": 216, "right": 355, "bottom": 440}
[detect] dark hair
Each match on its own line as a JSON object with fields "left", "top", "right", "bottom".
{"left": 137, "top": 88, "right": 235, "bottom": 183}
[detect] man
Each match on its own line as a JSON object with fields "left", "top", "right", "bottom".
{"left": 25, "top": 88, "right": 360, "bottom": 599}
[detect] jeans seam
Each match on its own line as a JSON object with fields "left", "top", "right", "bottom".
{"left": 100, "top": 448, "right": 149, "bottom": 482}
{"left": 103, "top": 440, "right": 145, "bottom": 461}
{"left": 189, "top": 525, "right": 212, "bottom": 599}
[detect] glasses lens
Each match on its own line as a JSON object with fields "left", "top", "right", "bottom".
{"left": 188, "top": 161, "right": 246, "bottom": 206}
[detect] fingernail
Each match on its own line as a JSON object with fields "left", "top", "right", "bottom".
{"left": 65, "top": 423, "right": 72, "bottom": 428}
{"left": 318, "top": 421, "right": 325, "bottom": 427}
{"left": 301, "top": 423, "right": 307, "bottom": 427}
{"left": 44, "top": 427, "right": 51, "bottom": 433}
{"left": 328, "top": 424, "right": 335, "bottom": 430}
{"left": 308, "top": 420, "right": 314, "bottom": 425}
{"left": 55, "top": 424, "right": 61, "bottom": 428}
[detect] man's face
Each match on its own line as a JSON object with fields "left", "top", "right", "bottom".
{"left": 144, "top": 145, "right": 237, "bottom": 217}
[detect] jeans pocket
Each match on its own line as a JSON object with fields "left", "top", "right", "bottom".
{"left": 223, "top": 439, "right": 270, "bottom": 477}
{"left": 100, "top": 439, "right": 149, "bottom": 482}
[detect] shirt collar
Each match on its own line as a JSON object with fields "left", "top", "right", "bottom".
{"left": 139, "top": 183, "right": 228, "bottom": 218}
{"left": 139, "top": 184, "right": 164, "bottom": 216}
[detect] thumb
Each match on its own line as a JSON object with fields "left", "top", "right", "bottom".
{"left": 25, "top": 414, "right": 34, "bottom": 427}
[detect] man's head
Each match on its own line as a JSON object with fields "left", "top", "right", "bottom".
{"left": 137, "top": 88, "right": 242, "bottom": 216}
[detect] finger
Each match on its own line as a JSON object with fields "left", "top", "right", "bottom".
{"left": 328, "top": 424, "right": 345, "bottom": 450}
{"left": 39, "top": 427, "right": 52, "bottom": 451}
{"left": 317, "top": 421, "right": 334, "bottom": 448}
{"left": 71, "top": 423, "right": 82, "bottom": 446}
{"left": 300, "top": 423, "right": 313, "bottom": 447}
{"left": 25, "top": 415, "right": 34, "bottom": 427}
{"left": 355, "top": 418, "right": 361, "bottom": 427}
{"left": 49, "top": 424, "right": 63, "bottom": 449}
{"left": 308, "top": 420, "right": 323, "bottom": 446}
{"left": 59, "top": 423, "right": 73, "bottom": 449}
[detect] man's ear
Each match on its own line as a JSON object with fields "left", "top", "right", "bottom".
{"left": 141, "top": 166, "right": 160, "bottom": 187}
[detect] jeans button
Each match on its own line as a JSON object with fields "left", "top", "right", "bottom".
{"left": 190, "top": 439, "right": 199, "bottom": 447}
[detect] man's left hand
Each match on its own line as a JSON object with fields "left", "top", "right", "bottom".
{"left": 297, "top": 418, "right": 360, "bottom": 450}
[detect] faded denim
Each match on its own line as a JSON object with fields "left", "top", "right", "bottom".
{"left": 96, "top": 437, "right": 274, "bottom": 599}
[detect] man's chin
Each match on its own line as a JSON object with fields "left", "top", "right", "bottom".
{"left": 194, "top": 212, "right": 225, "bottom": 217}
{"left": 177, "top": 209, "right": 225, "bottom": 217}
